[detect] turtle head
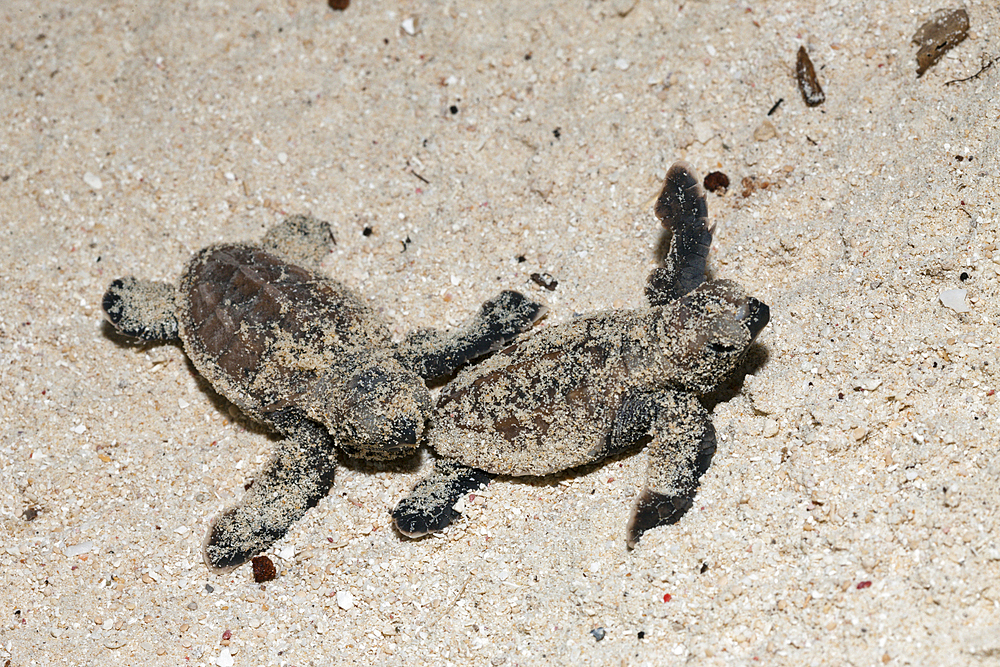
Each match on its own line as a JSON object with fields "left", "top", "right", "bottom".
{"left": 656, "top": 280, "right": 769, "bottom": 393}
{"left": 329, "top": 361, "right": 431, "bottom": 460}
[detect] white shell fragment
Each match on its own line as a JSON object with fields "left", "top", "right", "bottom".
{"left": 939, "top": 289, "right": 970, "bottom": 313}
{"left": 83, "top": 172, "right": 103, "bottom": 189}
{"left": 65, "top": 541, "right": 94, "bottom": 557}
{"left": 336, "top": 590, "right": 355, "bottom": 610}
{"left": 853, "top": 378, "right": 883, "bottom": 392}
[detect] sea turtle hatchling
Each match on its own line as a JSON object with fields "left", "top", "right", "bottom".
{"left": 393, "top": 162, "right": 770, "bottom": 547}
{"left": 102, "top": 216, "right": 545, "bottom": 570}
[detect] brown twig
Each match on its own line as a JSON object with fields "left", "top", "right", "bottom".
{"left": 945, "top": 58, "right": 994, "bottom": 86}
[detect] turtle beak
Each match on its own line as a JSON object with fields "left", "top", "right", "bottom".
{"left": 744, "top": 298, "right": 770, "bottom": 341}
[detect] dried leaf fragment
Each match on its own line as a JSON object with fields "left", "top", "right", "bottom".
{"left": 912, "top": 8, "right": 969, "bottom": 77}
{"left": 796, "top": 47, "right": 825, "bottom": 107}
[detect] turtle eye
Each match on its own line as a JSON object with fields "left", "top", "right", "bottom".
{"left": 707, "top": 342, "right": 737, "bottom": 354}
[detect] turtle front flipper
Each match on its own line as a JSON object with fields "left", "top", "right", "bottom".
{"left": 260, "top": 215, "right": 335, "bottom": 271}
{"left": 647, "top": 162, "right": 713, "bottom": 306}
{"left": 393, "top": 459, "right": 493, "bottom": 537}
{"left": 102, "top": 277, "right": 180, "bottom": 341}
{"left": 395, "top": 290, "right": 547, "bottom": 381}
{"left": 203, "top": 409, "right": 337, "bottom": 571}
{"left": 621, "top": 390, "right": 716, "bottom": 548}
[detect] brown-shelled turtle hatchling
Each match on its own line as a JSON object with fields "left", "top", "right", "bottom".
{"left": 102, "top": 216, "right": 545, "bottom": 570}
{"left": 393, "top": 162, "right": 770, "bottom": 547}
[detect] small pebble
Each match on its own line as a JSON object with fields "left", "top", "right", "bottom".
{"left": 693, "top": 120, "right": 714, "bottom": 144}
{"left": 612, "top": 0, "right": 637, "bottom": 16}
{"left": 939, "top": 289, "right": 970, "bottom": 313}
{"left": 530, "top": 273, "right": 558, "bottom": 291}
{"left": 327, "top": 0, "right": 349, "bottom": 10}
{"left": 703, "top": 171, "right": 730, "bottom": 193}
{"left": 401, "top": 17, "right": 418, "bottom": 36}
{"left": 741, "top": 175, "right": 772, "bottom": 197}
{"left": 83, "top": 172, "right": 103, "bottom": 190}
{"left": 65, "top": 541, "right": 93, "bottom": 557}
{"left": 252, "top": 555, "right": 277, "bottom": 583}
{"left": 854, "top": 378, "right": 882, "bottom": 391}
{"left": 590, "top": 627, "right": 606, "bottom": 641}
{"left": 753, "top": 120, "right": 777, "bottom": 142}
{"left": 217, "top": 647, "right": 235, "bottom": 667}
{"left": 336, "top": 590, "right": 355, "bottom": 610}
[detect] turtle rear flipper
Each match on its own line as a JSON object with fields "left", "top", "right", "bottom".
{"left": 102, "top": 277, "right": 179, "bottom": 341}
{"left": 393, "top": 460, "right": 493, "bottom": 537}
{"left": 396, "top": 290, "right": 547, "bottom": 381}
{"left": 647, "top": 162, "right": 713, "bottom": 305}
{"left": 203, "top": 409, "right": 337, "bottom": 571}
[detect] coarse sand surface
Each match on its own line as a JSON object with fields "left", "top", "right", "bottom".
{"left": 2, "top": 1, "right": 999, "bottom": 665}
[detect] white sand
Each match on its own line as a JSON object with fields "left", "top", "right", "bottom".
{"left": 2, "top": 0, "right": 999, "bottom": 665}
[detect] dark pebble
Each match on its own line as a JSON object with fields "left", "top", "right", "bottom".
{"left": 740, "top": 175, "right": 772, "bottom": 198}
{"left": 590, "top": 627, "right": 606, "bottom": 641}
{"left": 252, "top": 555, "right": 277, "bottom": 583}
{"left": 703, "top": 171, "right": 730, "bottom": 193}
{"left": 530, "top": 273, "right": 558, "bottom": 291}
{"left": 328, "top": 0, "right": 349, "bottom": 10}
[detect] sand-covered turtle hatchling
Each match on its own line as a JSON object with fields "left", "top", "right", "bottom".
{"left": 393, "top": 163, "right": 770, "bottom": 547}
{"left": 102, "top": 216, "right": 545, "bottom": 570}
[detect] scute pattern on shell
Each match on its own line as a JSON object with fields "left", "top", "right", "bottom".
{"left": 432, "top": 311, "right": 655, "bottom": 476}
{"left": 178, "top": 243, "right": 390, "bottom": 422}
{"left": 393, "top": 162, "right": 770, "bottom": 548}
{"left": 101, "top": 215, "right": 547, "bottom": 570}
